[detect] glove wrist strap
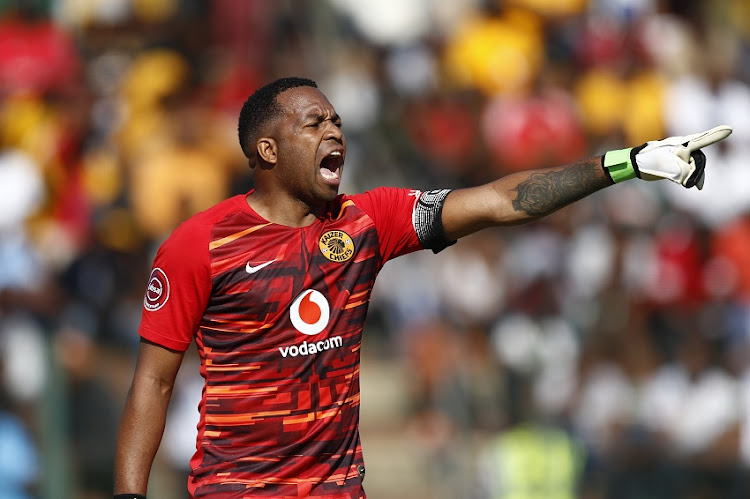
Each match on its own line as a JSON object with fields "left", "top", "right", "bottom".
{"left": 603, "top": 147, "right": 636, "bottom": 183}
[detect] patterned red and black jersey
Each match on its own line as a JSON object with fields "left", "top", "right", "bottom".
{"left": 139, "top": 187, "right": 429, "bottom": 498}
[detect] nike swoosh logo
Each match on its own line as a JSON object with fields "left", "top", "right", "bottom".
{"left": 245, "top": 259, "right": 277, "bottom": 274}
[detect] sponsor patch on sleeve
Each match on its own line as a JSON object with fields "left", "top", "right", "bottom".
{"left": 144, "top": 268, "right": 170, "bottom": 311}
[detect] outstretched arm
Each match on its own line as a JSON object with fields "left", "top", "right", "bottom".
{"left": 443, "top": 157, "right": 610, "bottom": 239}
{"left": 442, "top": 125, "right": 733, "bottom": 241}
{"left": 114, "top": 339, "right": 185, "bottom": 496}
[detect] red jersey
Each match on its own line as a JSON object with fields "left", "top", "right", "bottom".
{"left": 138, "top": 187, "right": 435, "bottom": 498}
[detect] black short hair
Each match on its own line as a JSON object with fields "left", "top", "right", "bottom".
{"left": 237, "top": 77, "right": 318, "bottom": 159}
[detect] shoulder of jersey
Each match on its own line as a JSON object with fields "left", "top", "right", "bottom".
{"left": 182, "top": 195, "right": 258, "bottom": 227}
{"left": 163, "top": 195, "right": 252, "bottom": 245}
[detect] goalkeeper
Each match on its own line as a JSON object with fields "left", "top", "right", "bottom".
{"left": 114, "top": 77, "right": 732, "bottom": 499}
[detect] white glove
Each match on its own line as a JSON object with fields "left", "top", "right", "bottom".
{"left": 603, "top": 125, "right": 733, "bottom": 190}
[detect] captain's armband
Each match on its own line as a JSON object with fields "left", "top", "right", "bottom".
{"left": 413, "top": 189, "right": 456, "bottom": 253}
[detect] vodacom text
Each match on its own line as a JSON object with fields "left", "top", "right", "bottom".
{"left": 279, "top": 336, "right": 343, "bottom": 358}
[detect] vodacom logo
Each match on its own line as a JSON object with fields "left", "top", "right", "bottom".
{"left": 289, "top": 289, "right": 330, "bottom": 336}
{"left": 282, "top": 289, "right": 340, "bottom": 358}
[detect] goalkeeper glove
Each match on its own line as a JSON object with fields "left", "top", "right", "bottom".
{"left": 603, "top": 125, "right": 733, "bottom": 189}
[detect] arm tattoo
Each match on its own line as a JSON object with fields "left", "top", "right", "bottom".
{"left": 511, "top": 159, "right": 609, "bottom": 217}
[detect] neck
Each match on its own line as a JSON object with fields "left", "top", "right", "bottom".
{"left": 246, "top": 190, "right": 324, "bottom": 228}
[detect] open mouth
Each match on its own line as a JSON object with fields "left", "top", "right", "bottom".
{"left": 319, "top": 150, "right": 344, "bottom": 183}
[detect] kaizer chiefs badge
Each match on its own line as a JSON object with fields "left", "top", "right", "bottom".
{"left": 319, "top": 230, "right": 355, "bottom": 262}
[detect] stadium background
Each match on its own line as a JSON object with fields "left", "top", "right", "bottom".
{"left": 0, "top": 0, "right": 749, "bottom": 497}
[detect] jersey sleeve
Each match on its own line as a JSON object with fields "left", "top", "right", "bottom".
{"left": 349, "top": 186, "right": 453, "bottom": 263}
{"left": 137, "top": 220, "right": 212, "bottom": 351}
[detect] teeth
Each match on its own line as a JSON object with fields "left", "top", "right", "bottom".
{"left": 320, "top": 168, "right": 339, "bottom": 181}
{"left": 330, "top": 151, "right": 341, "bottom": 156}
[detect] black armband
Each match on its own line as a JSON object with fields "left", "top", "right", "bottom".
{"left": 114, "top": 495, "right": 147, "bottom": 499}
{"left": 413, "top": 189, "right": 456, "bottom": 254}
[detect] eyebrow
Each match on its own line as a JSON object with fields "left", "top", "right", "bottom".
{"left": 304, "top": 110, "right": 341, "bottom": 123}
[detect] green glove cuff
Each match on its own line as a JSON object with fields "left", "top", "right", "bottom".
{"left": 603, "top": 147, "right": 636, "bottom": 183}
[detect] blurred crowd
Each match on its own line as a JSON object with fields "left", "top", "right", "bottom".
{"left": 0, "top": 0, "right": 749, "bottom": 498}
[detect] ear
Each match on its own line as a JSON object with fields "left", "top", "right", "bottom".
{"left": 257, "top": 137, "right": 277, "bottom": 166}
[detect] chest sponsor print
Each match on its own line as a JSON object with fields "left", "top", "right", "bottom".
{"left": 282, "top": 289, "right": 342, "bottom": 357}
{"left": 289, "top": 289, "right": 330, "bottom": 336}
